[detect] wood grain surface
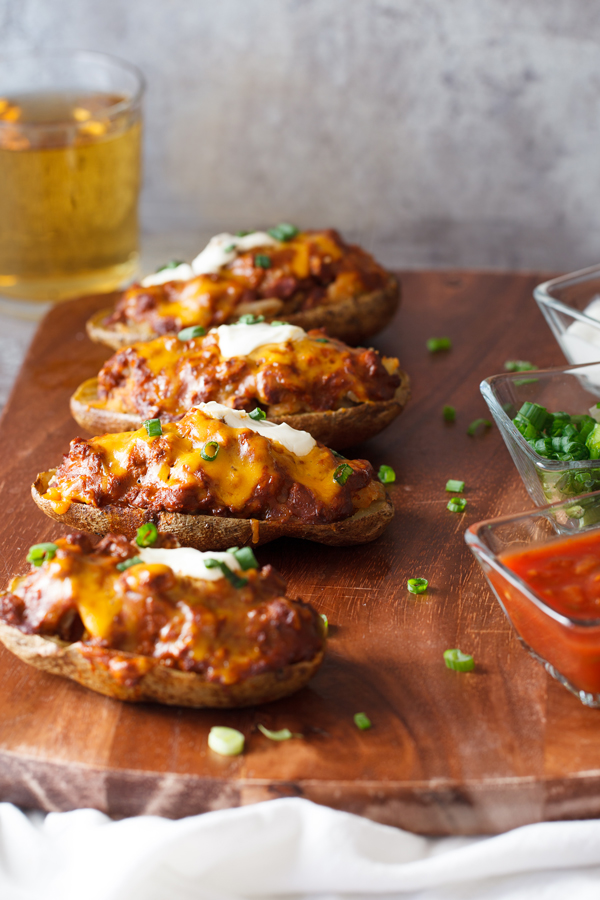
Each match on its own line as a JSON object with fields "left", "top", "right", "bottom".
{"left": 1, "top": 271, "right": 599, "bottom": 835}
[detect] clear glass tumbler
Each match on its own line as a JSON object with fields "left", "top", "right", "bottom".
{"left": 0, "top": 50, "right": 144, "bottom": 310}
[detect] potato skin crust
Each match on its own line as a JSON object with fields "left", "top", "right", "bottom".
{"left": 0, "top": 614, "right": 324, "bottom": 707}
{"left": 86, "top": 276, "right": 400, "bottom": 351}
{"left": 32, "top": 470, "right": 395, "bottom": 549}
{"left": 70, "top": 368, "right": 411, "bottom": 450}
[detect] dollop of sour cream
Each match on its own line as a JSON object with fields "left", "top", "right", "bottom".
{"left": 137, "top": 547, "right": 242, "bottom": 581}
{"left": 198, "top": 401, "right": 316, "bottom": 456}
{"left": 215, "top": 322, "right": 306, "bottom": 359}
{"left": 191, "top": 232, "right": 278, "bottom": 276}
{"left": 140, "top": 263, "right": 195, "bottom": 288}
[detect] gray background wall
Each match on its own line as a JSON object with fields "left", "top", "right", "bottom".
{"left": 2, "top": 0, "right": 600, "bottom": 271}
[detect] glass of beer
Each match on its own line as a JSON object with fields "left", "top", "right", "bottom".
{"left": 0, "top": 51, "right": 144, "bottom": 312}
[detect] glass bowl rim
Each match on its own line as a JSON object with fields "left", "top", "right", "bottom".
{"left": 534, "top": 263, "right": 600, "bottom": 323}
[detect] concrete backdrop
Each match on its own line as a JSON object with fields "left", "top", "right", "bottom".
{"left": 2, "top": 0, "right": 600, "bottom": 271}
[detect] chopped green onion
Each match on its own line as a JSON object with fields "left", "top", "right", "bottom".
{"left": 407, "top": 577, "right": 428, "bottom": 594}
{"left": 257, "top": 724, "right": 298, "bottom": 741}
{"left": 504, "top": 360, "right": 537, "bottom": 372}
{"left": 267, "top": 223, "right": 299, "bottom": 242}
{"left": 248, "top": 407, "right": 266, "bottom": 421}
{"left": 443, "top": 405, "right": 456, "bottom": 422}
{"left": 334, "top": 463, "right": 353, "bottom": 485}
{"left": 378, "top": 464, "right": 396, "bottom": 484}
{"left": 156, "top": 259, "right": 185, "bottom": 272}
{"left": 144, "top": 418, "right": 162, "bottom": 437}
{"left": 270, "top": 320, "right": 286, "bottom": 326}
{"left": 254, "top": 254, "right": 271, "bottom": 269}
{"left": 230, "top": 546, "right": 258, "bottom": 570}
{"left": 314, "top": 338, "right": 329, "bottom": 343}
{"left": 200, "top": 441, "right": 219, "bottom": 461}
{"left": 204, "top": 559, "right": 248, "bottom": 589}
{"left": 467, "top": 419, "right": 492, "bottom": 436}
{"left": 136, "top": 522, "right": 158, "bottom": 547}
{"left": 517, "top": 402, "right": 549, "bottom": 432}
{"left": 427, "top": 337, "right": 452, "bottom": 352}
{"left": 443, "top": 648, "right": 475, "bottom": 672}
{"left": 116, "top": 556, "right": 143, "bottom": 572}
{"left": 238, "top": 313, "right": 265, "bottom": 325}
{"left": 177, "top": 325, "right": 206, "bottom": 341}
{"left": 321, "top": 612, "right": 329, "bottom": 634}
{"left": 331, "top": 449, "right": 347, "bottom": 459}
{"left": 445, "top": 479, "right": 465, "bottom": 493}
{"left": 236, "top": 230, "right": 252, "bottom": 237}
{"left": 354, "top": 712, "right": 372, "bottom": 731}
{"left": 26, "top": 542, "right": 58, "bottom": 566}
{"left": 224, "top": 244, "right": 235, "bottom": 252}
{"left": 447, "top": 498, "right": 467, "bottom": 513}
{"left": 208, "top": 726, "right": 245, "bottom": 756}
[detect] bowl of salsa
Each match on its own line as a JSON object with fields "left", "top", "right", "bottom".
{"left": 466, "top": 491, "right": 600, "bottom": 707}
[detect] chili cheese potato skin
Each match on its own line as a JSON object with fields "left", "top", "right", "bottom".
{"left": 32, "top": 469, "right": 394, "bottom": 549}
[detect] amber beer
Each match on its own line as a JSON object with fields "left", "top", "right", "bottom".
{"left": 0, "top": 52, "right": 143, "bottom": 305}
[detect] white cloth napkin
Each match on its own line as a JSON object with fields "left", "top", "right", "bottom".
{"left": 1, "top": 798, "right": 600, "bottom": 900}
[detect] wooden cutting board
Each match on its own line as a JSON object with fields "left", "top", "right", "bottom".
{"left": 1, "top": 270, "right": 599, "bottom": 835}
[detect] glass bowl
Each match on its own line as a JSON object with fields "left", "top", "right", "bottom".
{"left": 465, "top": 494, "right": 600, "bottom": 708}
{"left": 481, "top": 362, "right": 600, "bottom": 506}
{"left": 535, "top": 264, "right": 600, "bottom": 365}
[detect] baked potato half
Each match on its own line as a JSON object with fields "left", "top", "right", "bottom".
{"left": 86, "top": 228, "right": 400, "bottom": 349}
{"left": 71, "top": 322, "right": 410, "bottom": 449}
{"left": 0, "top": 534, "right": 326, "bottom": 707}
{"left": 33, "top": 404, "right": 395, "bottom": 549}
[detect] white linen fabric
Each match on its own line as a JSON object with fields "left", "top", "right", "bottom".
{"left": 1, "top": 798, "right": 600, "bottom": 900}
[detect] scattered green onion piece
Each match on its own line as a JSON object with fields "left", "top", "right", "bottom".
{"left": 321, "top": 613, "right": 329, "bottom": 634}
{"left": 467, "top": 419, "right": 492, "bottom": 436}
{"left": 224, "top": 244, "right": 236, "bottom": 252}
{"left": 426, "top": 337, "right": 452, "bottom": 352}
{"left": 208, "top": 726, "right": 245, "bottom": 756}
{"left": 238, "top": 313, "right": 265, "bottom": 325}
{"left": 267, "top": 223, "right": 299, "bottom": 242}
{"left": 248, "top": 407, "right": 267, "bottom": 421}
{"left": 504, "top": 360, "right": 537, "bottom": 372}
{"left": 26, "top": 542, "right": 58, "bottom": 567}
{"left": 235, "top": 230, "right": 252, "bottom": 237}
{"left": 200, "top": 441, "right": 220, "bottom": 461}
{"left": 443, "top": 405, "right": 456, "bottom": 422}
{"left": 443, "top": 648, "right": 475, "bottom": 672}
{"left": 445, "top": 479, "right": 465, "bottom": 493}
{"left": 177, "top": 325, "right": 206, "bottom": 341}
{"left": 144, "top": 418, "right": 162, "bottom": 437}
{"left": 270, "top": 320, "right": 286, "bottom": 326}
{"left": 314, "top": 338, "right": 329, "bottom": 343}
{"left": 447, "top": 497, "right": 467, "bottom": 513}
{"left": 331, "top": 449, "right": 347, "bottom": 459}
{"left": 334, "top": 463, "right": 353, "bottom": 485}
{"left": 354, "top": 712, "right": 372, "bottom": 731}
{"left": 407, "top": 577, "right": 428, "bottom": 594}
{"left": 257, "top": 724, "right": 298, "bottom": 741}
{"left": 204, "top": 559, "right": 248, "bottom": 589}
{"left": 231, "top": 546, "right": 258, "bottom": 570}
{"left": 254, "top": 254, "right": 271, "bottom": 269}
{"left": 378, "top": 464, "right": 396, "bottom": 484}
{"left": 136, "top": 522, "right": 158, "bottom": 547}
{"left": 116, "top": 556, "right": 143, "bottom": 572}
{"left": 156, "top": 259, "right": 185, "bottom": 272}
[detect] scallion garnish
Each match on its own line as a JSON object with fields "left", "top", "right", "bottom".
{"left": 267, "top": 223, "right": 299, "bottom": 241}
{"left": 257, "top": 724, "right": 299, "bottom": 741}
{"left": 443, "top": 648, "right": 475, "bottom": 672}
{"left": 26, "top": 542, "right": 58, "bottom": 567}
{"left": 447, "top": 498, "right": 467, "bottom": 513}
{"left": 204, "top": 559, "right": 248, "bottom": 588}
{"left": 443, "top": 405, "right": 456, "bottom": 422}
{"left": 321, "top": 613, "right": 329, "bottom": 634}
{"left": 426, "top": 337, "right": 452, "bottom": 352}
{"left": 208, "top": 726, "right": 245, "bottom": 756}
{"left": 136, "top": 522, "right": 158, "bottom": 547}
{"left": 354, "top": 712, "right": 372, "bottom": 731}
{"left": 254, "top": 254, "right": 271, "bottom": 269}
{"left": 156, "top": 259, "right": 185, "bottom": 272}
{"left": 249, "top": 407, "right": 266, "bottom": 421}
{"left": 334, "top": 463, "right": 353, "bottom": 485}
{"left": 238, "top": 313, "right": 265, "bottom": 325}
{"left": 177, "top": 325, "right": 206, "bottom": 341}
{"left": 378, "top": 465, "right": 396, "bottom": 484}
{"left": 200, "top": 440, "right": 220, "bottom": 461}
{"left": 467, "top": 419, "right": 491, "bottom": 436}
{"left": 224, "top": 244, "right": 235, "bottom": 252}
{"left": 314, "top": 338, "right": 329, "bottom": 343}
{"left": 235, "top": 230, "right": 252, "bottom": 237}
{"left": 504, "top": 360, "right": 537, "bottom": 372}
{"left": 445, "top": 479, "right": 465, "bottom": 493}
{"left": 230, "top": 546, "right": 258, "bottom": 570}
{"left": 144, "top": 418, "right": 162, "bottom": 437}
{"left": 270, "top": 320, "right": 286, "bottom": 326}
{"left": 407, "top": 577, "right": 428, "bottom": 594}
{"left": 331, "top": 449, "right": 347, "bottom": 459}
{"left": 116, "top": 556, "right": 143, "bottom": 572}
